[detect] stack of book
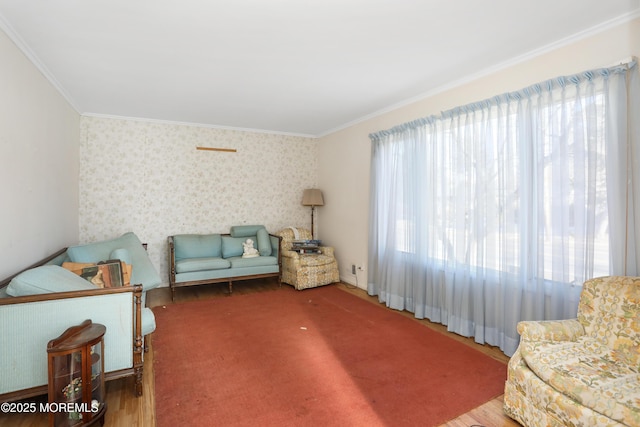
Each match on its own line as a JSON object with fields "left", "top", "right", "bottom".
{"left": 291, "top": 239, "right": 322, "bottom": 254}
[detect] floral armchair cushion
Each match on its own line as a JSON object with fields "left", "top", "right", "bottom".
{"left": 577, "top": 276, "right": 640, "bottom": 363}
{"left": 521, "top": 331, "right": 640, "bottom": 424}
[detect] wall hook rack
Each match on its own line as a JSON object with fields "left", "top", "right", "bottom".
{"left": 196, "top": 147, "right": 237, "bottom": 153}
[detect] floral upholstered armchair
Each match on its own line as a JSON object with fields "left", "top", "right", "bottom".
{"left": 275, "top": 227, "right": 339, "bottom": 290}
{"left": 504, "top": 276, "right": 640, "bottom": 427}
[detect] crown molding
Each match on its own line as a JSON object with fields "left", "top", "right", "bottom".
{"left": 81, "top": 113, "right": 318, "bottom": 139}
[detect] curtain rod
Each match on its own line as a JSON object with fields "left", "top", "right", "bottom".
{"left": 369, "top": 58, "right": 638, "bottom": 142}
{"left": 607, "top": 56, "right": 636, "bottom": 67}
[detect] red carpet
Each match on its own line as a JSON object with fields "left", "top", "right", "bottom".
{"left": 152, "top": 285, "right": 506, "bottom": 427}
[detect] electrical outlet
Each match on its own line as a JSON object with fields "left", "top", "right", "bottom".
{"left": 351, "top": 264, "right": 356, "bottom": 275}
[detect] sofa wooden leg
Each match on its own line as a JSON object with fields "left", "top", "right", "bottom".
{"left": 134, "top": 365, "right": 143, "bottom": 397}
{"left": 228, "top": 280, "right": 233, "bottom": 294}
{"left": 133, "top": 288, "right": 144, "bottom": 396}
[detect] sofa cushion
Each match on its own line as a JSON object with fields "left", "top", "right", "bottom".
{"left": 110, "top": 248, "right": 132, "bottom": 264}
{"left": 522, "top": 336, "right": 640, "bottom": 426}
{"left": 175, "top": 257, "right": 231, "bottom": 273}
{"left": 142, "top": 307, "right": 156, "bottom": 336}
{"left": 230, "top": 225, "right": 265, "bottom": 238}
{"left": 222, "top": 236, "right": 247, "bottom": 258}
{"left": 228, "top": 256, "right": 278, "bottom": 268}
{"left": 67, "top": 232, "right": 161, "bottom": 290}
{"left": 256, "top": 228, "right": 272, "bottom": 256}
{"left": 173, "top": 234, "right": 222, "bottom": 260}
{"left": 6, "top": 265, "right": 96, "bottom": 297}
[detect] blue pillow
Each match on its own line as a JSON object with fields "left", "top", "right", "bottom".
{"left": 67, "top": 232, "right": 161, "bottom": 290}
{"left": 256, "top": 228, "right": 272, "bottom": 256}
{"left": 230, "top": 225, "right": 265, "bottom": 238}
{"left": 221, "top": 236, "right": 245, "bottom": 258}
{"left": 7, "top": 265, "right": 96, "bottom": 297}
{"left": 173, "top": 234, "right": 222, "bottom": 260}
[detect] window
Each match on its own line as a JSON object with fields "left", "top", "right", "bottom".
{"left": 369, "top": 61, "right": 638, "bottom": 356}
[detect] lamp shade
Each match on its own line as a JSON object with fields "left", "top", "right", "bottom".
{"left": 302, "top": 189, "right": 324, "bottom": 206}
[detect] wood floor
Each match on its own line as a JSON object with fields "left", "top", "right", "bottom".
{"left": 0, "top": 280, "right": 521, "bottom": 427}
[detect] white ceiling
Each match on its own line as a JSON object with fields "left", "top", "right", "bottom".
{"left": 1, "top": 1, "right": 639, "bottom": 137}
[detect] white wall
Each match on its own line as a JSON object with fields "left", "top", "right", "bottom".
{"left": 0, "top": 29, "right": 80, "bottom": 279}
{"left": 79, "top": 116, "right": 319, "bottom": 284}
{"left": 319, "top": 17, "right": 640, "bottom": 288}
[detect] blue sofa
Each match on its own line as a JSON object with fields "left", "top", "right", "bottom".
{"left": 168, "top": 225, "right": 281, "bottom": 300}
{"left": 0, "top": 232, "right": 160, "bottom": 401}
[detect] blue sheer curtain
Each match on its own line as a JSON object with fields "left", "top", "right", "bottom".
{"left": 368, "top": 61, "right": 640, "bottom": 356}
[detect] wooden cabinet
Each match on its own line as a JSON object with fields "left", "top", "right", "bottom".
{"left": 47, "top": 320, "right": 106, "bottom": 427}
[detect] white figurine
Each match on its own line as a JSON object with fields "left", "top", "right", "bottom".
{"left": 242, "top": 238, "right": 259, "bottom": 258}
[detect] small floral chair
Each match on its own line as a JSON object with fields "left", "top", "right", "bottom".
{"left": 275, "top": 227, "right": 339, "bottom": 290}
{"left": 504, "top": 276, "right": 640, "bottom": 427}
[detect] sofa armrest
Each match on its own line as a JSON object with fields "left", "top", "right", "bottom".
{"left": 269, "top": 234, "right": 281, "bottom": 257}
{"left": 282, "top": 250, "right": 301, "bottom": 259}
{"left": 517, "top": 318, "right": 585, "bottom": 342}
{"left": 319, "top": 246, "right": 335, "bottom": 257}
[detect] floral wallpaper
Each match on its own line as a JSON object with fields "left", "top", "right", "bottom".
{"left": 79, "top": 116, "right": 318, "bottom": 284}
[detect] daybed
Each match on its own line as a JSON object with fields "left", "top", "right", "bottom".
{"left": 168, "top": 225, "right": 281, "bottom": 300}
{"left": 504, "top": 276, "right": 640, "bottom": 427}
{"left": 275, "top": 227, "right": 339, "bottom": 290}
{"left": 0, "top": 232, "right": 161, "bottom": 401}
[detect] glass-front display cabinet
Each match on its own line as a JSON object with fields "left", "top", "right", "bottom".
{"left": 47, "top": 319, "right": 106, "bottom": 427}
